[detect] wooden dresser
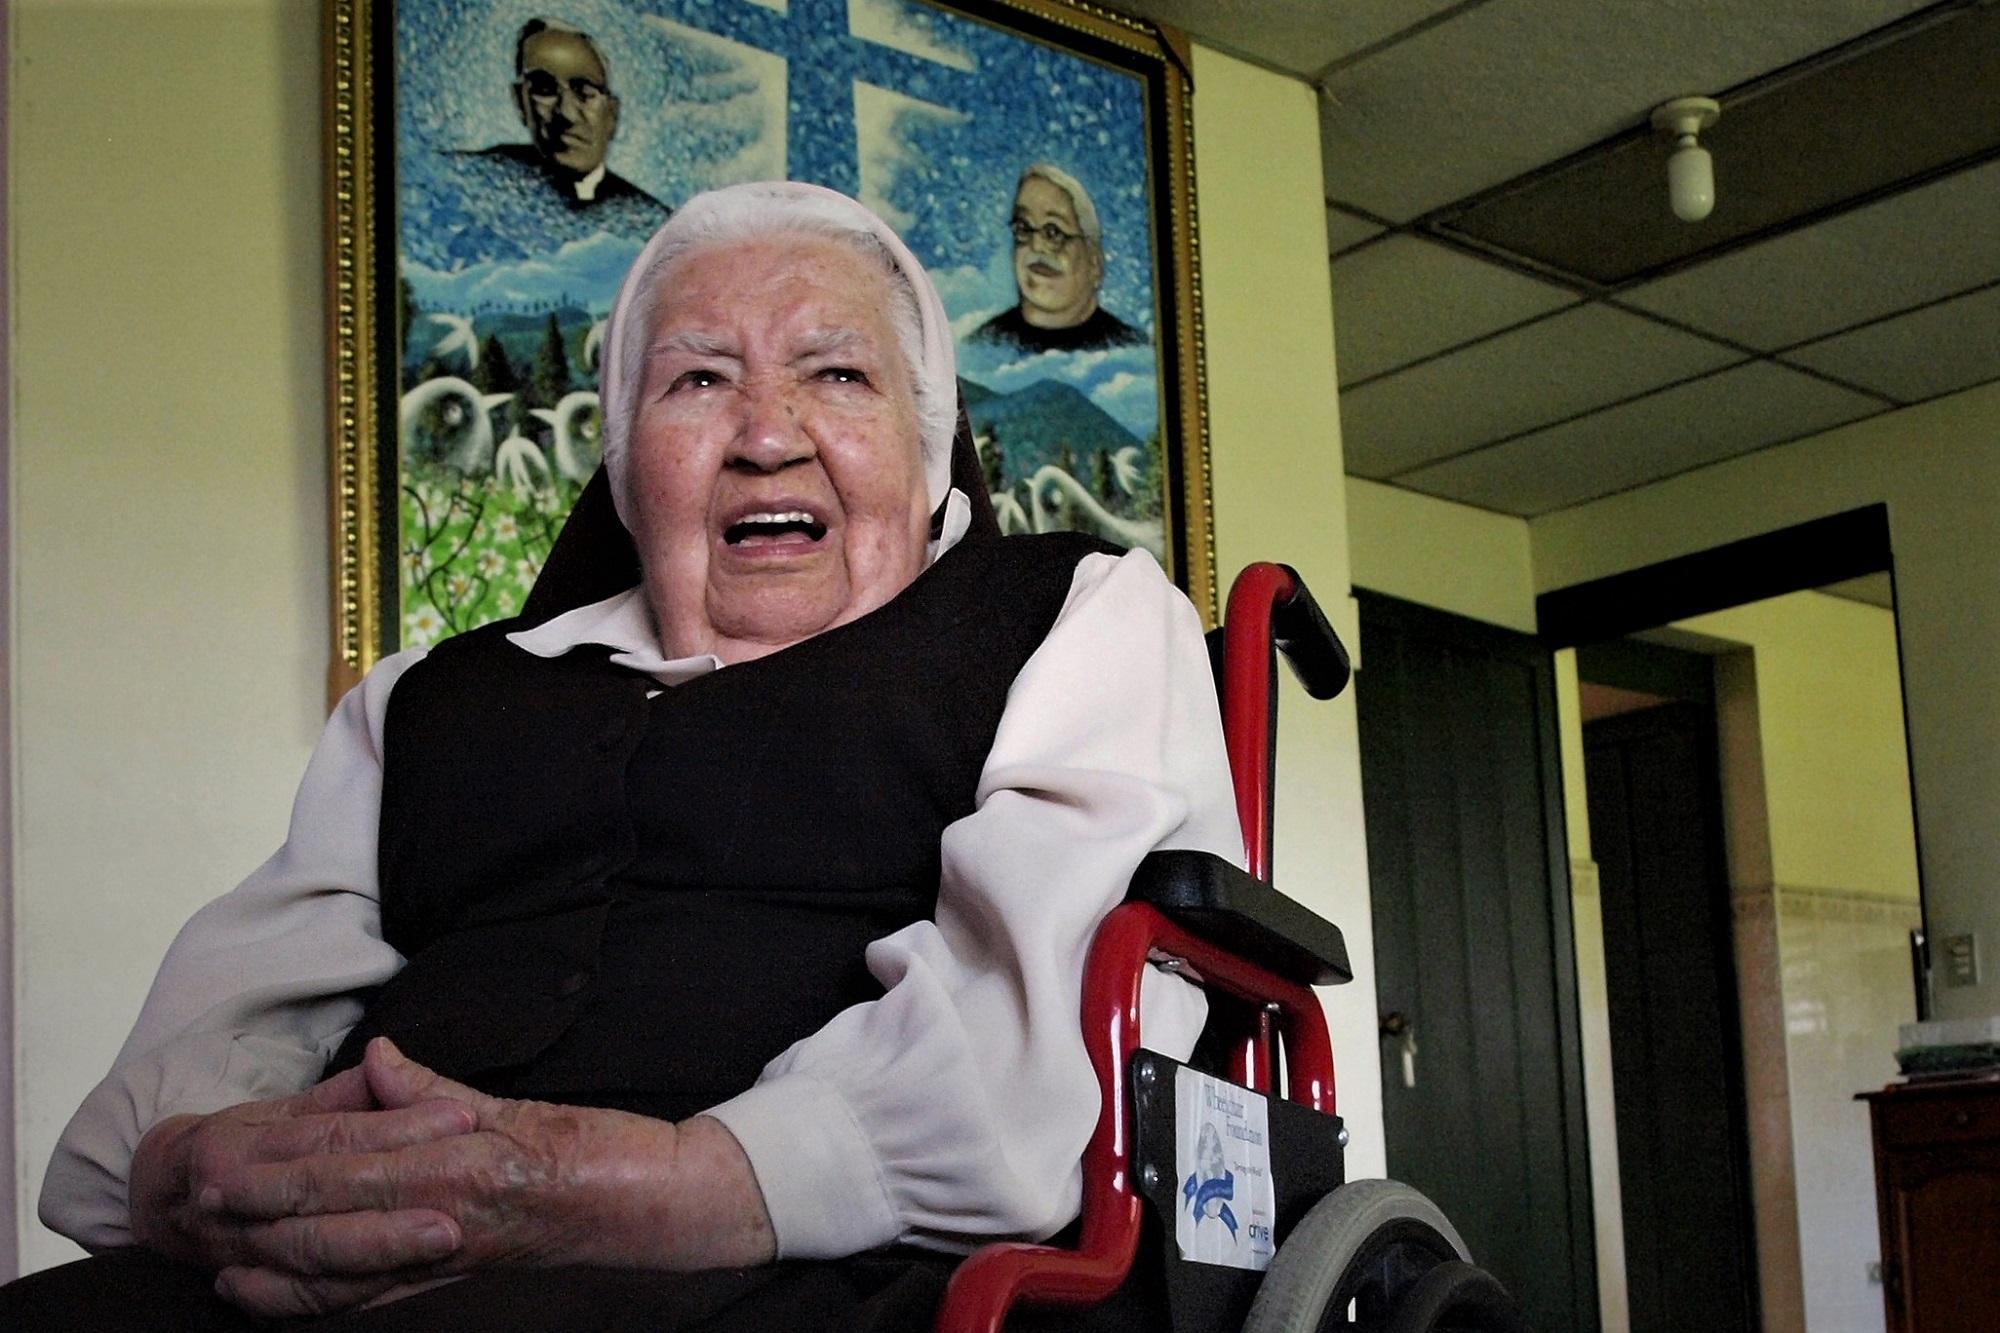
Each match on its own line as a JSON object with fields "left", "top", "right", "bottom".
{"left": 1860, "top": 1073, "right": 2000, "bottom": 1332}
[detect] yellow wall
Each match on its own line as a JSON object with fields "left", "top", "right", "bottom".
{"left": 5, "top": 10, "right": 1385, "bottom": 1267}
{"left": 1675, "top": 592, "right": 1919, "bottom": 899}
{"left": 10, "top": 0, "right": 329, "bottom": 1272}
{"left": 1551, "top": 654, "right": 1630, "bottom": 1330}
{"left": 1532, "top": 386, "right": 2000, "bottom": 1019}
{"left": 1346, "top": 476, "right": 1535, "bottom": 634}
{"left": 1194, "top": 45, "right": 1386, "bottom": 1182}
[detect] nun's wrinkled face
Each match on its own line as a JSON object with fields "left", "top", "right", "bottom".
{"left": 627, "top": 234, "right": 931, "bottom": 664}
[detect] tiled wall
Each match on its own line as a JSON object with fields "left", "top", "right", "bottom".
{"left": 1776, "top": 886, "right": 1921, "bottom": 1333}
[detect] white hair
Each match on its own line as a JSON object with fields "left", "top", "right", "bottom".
{"left": 599, "top": 183, "right": 958, "bottom": 526}
{"left": 1018, "top": 162, "right": 1100, "bottom": 244}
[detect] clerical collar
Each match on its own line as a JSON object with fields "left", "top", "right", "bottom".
{"left": 573, "top": 164, "right": 607, "bottom": 202}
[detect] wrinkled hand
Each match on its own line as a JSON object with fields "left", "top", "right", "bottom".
{"left": 203, "top": 1038, "right": 776, "bottom": 1318}
{"left": 129, "top": 1062, "right": 479, "bottom": 1313}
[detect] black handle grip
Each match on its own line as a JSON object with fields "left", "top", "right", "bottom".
{"left": 1271, "top": 564, "right": 1351, "bottom": 700}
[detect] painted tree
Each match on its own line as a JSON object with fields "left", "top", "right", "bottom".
{"left": 398, "top": 275, "right": 417, "bottom": 351}
{"left": 475, "top": 334, "right": 519, "bottom": 397}
{"left": 980, "top": 426, "right": 1006, "bottom": 495}
{"left": 527, "top": 312, "right": 571, "bottom": 410}
{"left": 1092, "top": 448, "right": 1117, "bottom": 505}
{"left": 1136, "top": 430, "right": 1167, "bottom": 519}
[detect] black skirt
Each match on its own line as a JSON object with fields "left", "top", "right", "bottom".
{"left": 0, "top": 1245, "right": 1167, "bottom": 1331}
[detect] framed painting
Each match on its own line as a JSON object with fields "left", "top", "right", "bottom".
{"left": 325, "top": 0, "right": 1213, "bottom": 692}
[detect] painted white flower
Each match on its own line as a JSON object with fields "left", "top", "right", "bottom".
{"left": 446, "top": 571, "right": 472, "bottom": 599}
{"left": 405, "top": 605, "right": 446, "bottom": 644}
{"left": 476, "top": 549, "right": 506, "bottom": 578}
{"left": 402, "top": 547, "right": 430, "bottom": 580}
{"left": 492, "top": 513, "right": 520, "bottom": 543}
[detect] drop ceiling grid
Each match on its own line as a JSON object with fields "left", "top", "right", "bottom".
{"left": 1392, "top": 360, "right": 1889, "bottom": 516}
{"left": 1337, "top": 303, "right": 1742, "bottom": 477}
{"left": 1117, "top": 0, "right": 1463, "bottom": 77}
{"left": 1618, "top": 156, "right": 2000, "bottom": 350}
{"left": 1325, "top": 206, "right": 1385, "bottom": 255}
{"left": 1109, "top": 0, "right": 1999, "bottom": 518}
{"left": 1331, "top": 235, "right": 1579, "bottom": 385}
{"left": 1315, "top": 0, "right": 1930, "bottom": 222}
{"left": 1780, "top": 279, "right": 2000, "bottom": 403}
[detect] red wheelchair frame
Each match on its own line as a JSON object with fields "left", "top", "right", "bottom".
{"left": 939, "top": 563, "right": 1349, "bottom": 1333}
{"left": 511, "top": 464, "right": 1515, "bottom": 1329}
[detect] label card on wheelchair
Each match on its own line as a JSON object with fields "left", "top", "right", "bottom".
{"left": 1173, "top": 1066, "right": 1277, "bottom": 1271}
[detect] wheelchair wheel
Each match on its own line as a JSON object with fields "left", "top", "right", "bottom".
{"left": 1241, "top": 1180, "right": 1474, "bottom": 1332}
{"left": 1381, "top": 1261, "right": 1531, "bottom": 1333}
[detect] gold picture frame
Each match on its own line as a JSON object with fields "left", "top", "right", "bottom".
{"left": 324, "top": 0, "right": 1213, "bottom": 696}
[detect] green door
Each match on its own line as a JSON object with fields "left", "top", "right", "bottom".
{"left": 1356, "top": 592, "right": 1598, "bottom": 1332}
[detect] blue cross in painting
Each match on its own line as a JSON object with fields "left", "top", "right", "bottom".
{"left": 663, "top": 0, "right": 981, "bottom": 199}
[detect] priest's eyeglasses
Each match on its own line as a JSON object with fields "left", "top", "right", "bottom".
{"left": 1010, "top": 219, "right": 1085, "bottom": 251}
{"left": 520, "top": 72, "right": 610, "bottom": 112}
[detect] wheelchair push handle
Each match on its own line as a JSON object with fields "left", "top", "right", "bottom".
{"left": 1270, "top": 564, "right": 1351, "bottom": 700}
{"left": 1223, "top": 564, "right": 1350, "bottom": 703}
{"left": 1221, "top": 563, "right": 1352, "bottom": 883}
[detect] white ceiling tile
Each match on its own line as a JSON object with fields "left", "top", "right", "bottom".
{"left": 1296, "top": 0, "right": 1467, "bottom": 67}
{"left": 1779, "top": 281, "right": 2000, "bottom": 403}
{"left": 1332, "top": 236, "right": 1578, "bottom": 384}
{"left": 1340, "top": 304, "right": 1741, "bottom": 476}
{"left": 1326, "top": 207, "right": 1383, "bottom": 255}
{"left": 1395, "top": 361, "right": 1886, "bottom": 515}
{"left": 1318, "top": 0, "right": 1928, "bottom": 221}
{"left": 1621, "top": 158, "right": 2000, "bottom": 349}
{"left": 1115, "top": 0, "right": 1461, "bottom": 76}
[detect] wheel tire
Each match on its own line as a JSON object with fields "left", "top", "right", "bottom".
{"left": 1381, "top": 1260, "right": 1531, "bottom": 1333}
{"left": 1242, "top": 1179, "right": 1471, "bottom": 1333}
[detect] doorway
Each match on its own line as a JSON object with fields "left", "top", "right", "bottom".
{"left": 1544, "top": 508, "right": 1925, "bottom": 1333}
{"left": 1576, "top": 644, "right": 1760, "bottom": 1330}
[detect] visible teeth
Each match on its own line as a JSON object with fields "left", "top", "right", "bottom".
{"left": 739, "top": 510, "right": 816, "bottom": 525}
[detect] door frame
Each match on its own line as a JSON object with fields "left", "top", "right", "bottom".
{"left": 1537, "top": 500, "right": 1923, "bottom": 938}
{"left": 1535, "top": 503, "right": 1893, "bottom": 647}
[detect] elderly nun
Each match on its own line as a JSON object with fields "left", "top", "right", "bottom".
{"left": 13, "top": 183, "right": 1241, "bottom": 1330}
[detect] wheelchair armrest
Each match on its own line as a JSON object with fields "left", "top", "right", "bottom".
{"left": 1126, "top": 849, "right": 1352, "bottom": 987}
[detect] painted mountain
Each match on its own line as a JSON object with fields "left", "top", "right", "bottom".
{"left": 960, "top": 377, "right": 1140, "bottom": 485}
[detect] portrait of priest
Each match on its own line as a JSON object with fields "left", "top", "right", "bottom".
{"left": 426, "top": 15, "right": 672, "bottom": 264}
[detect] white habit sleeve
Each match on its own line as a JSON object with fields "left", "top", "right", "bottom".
{"left": 36, "top": 650, "right": 425, "bottom": 1250}
{"left": 706, "top": 549, "right": 1244, "bottom": 1257}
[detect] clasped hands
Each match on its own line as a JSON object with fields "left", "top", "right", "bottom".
{"left": 128, "top": 1037, "right": 776, "bottom": 1318}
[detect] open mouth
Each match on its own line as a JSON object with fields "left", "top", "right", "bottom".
{"left": 723, "top": 510, "right": 828, "bottom": 548}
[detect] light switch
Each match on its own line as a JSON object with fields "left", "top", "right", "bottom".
{"left": 1943, "top": 933, "right": 1979, "bottom": 988}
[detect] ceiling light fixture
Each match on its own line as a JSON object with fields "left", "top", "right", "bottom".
{"left": 1651, "top": 96, "right": 1721, "bottom": 222}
